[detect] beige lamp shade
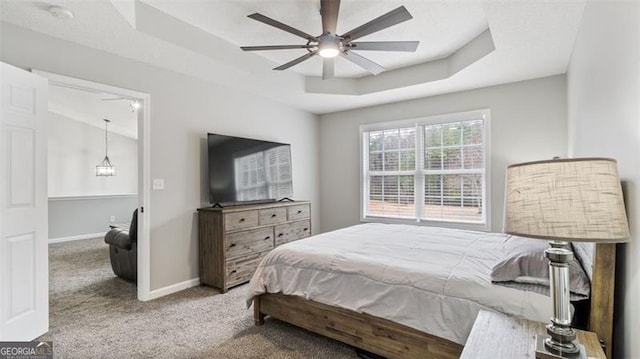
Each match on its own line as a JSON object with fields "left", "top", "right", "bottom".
{"left": 504, "top": 157, "right": 630, "bottom": 243}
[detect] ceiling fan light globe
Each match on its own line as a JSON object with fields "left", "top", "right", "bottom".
{"left": 319, "top": 48, "right": 339, "bottom": 58}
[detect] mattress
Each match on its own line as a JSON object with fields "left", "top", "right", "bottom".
{"left": 246, "top": 223, "right": 552, "bottom": 345}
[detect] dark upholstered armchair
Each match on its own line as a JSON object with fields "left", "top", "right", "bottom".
{"left": 104, "top": 209, "right": 137, "bottom": 283}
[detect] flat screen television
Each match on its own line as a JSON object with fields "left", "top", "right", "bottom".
{"left": 207, "top": 133, "right": 293, "bottom": 205}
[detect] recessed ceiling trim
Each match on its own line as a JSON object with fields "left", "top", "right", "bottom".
{"left": 1, "top": 0, "right": 585, "bottom": 114}
{"left": 112, "top": 0, "right": 307, "bottom": 103}
{"left": 305, "top": 28, "right": 495, "bottom": 96}
{"left": 112, "top": 0, "right": 493, "bottom": 96}
{"left": 111, "top": 0, "right": 136, "bottom": 28}
{"left": 449, "top": 29, "right": 495, "bottom": 74}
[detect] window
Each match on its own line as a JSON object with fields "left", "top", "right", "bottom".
{"left": 361, "top": 110, "right": 489, "bottom": 229}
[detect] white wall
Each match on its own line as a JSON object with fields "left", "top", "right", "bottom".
{"left": 319, "top": 75, "right": 567, "bottom": 233}
{"left": 567, "top": 2, "right": 639, "bottom": 358}
{"left": 0, "top": 22, "right": 320, "bottom": 291}
{"left": 48, "top": 111, "right": 138, "bottom": 196}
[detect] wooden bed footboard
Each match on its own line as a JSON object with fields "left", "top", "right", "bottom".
{"left": 253, "top": 293, "right": 463, "bottom": 359}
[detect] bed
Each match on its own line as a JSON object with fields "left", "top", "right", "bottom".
{"left": 246, "top": 223, "right": 616, "bottom": 359}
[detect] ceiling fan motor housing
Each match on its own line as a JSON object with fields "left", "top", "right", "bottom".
{"left": 318, "top": 33, "right": 343, "bottom": 58}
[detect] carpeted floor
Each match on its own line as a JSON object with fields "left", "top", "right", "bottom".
{"left": 40, "top": 238, "right": 359, "bottom": 358}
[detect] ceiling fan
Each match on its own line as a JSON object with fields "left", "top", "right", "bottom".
{"left": 240, "top": 0, "right": 419, "bottom": 79}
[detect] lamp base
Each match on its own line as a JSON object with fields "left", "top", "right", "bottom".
{"left": 535, "top": 335, "right": 586, "bottom": 359}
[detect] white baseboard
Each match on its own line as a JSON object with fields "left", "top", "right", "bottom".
{"left": 146, "top": 278, "right": 200, "bottom": 300}
{"left": 49, "top": 232, "right": 105, "bottom": 244}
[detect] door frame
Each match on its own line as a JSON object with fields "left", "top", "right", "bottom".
{"left": 32, "top": 70, "right": 152, "bottom": 301}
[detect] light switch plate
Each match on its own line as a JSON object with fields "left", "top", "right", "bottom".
{"left": 153, "top": 178, "right": 165, "bottom": 190}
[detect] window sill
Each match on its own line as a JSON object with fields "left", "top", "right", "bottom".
{"left": 361, "top": 216, "right": 490, "bottom": 232}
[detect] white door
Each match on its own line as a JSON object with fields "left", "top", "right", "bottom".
{"left": 0, "top": 62, "right": 48, "bottom": 340}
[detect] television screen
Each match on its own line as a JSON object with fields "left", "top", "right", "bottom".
{"left": 207, "top": 133, "right": 293, "bottom": 205}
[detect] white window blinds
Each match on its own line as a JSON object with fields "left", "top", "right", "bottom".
{"left": 367, "top": 127, "right": 416, "bottom": 218}
{"left": 362, "top": 111, "right": 489, "bottom": 228}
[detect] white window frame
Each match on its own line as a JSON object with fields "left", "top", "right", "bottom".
{"left": 359, "top": 109, "right": 491, "bottom": 231}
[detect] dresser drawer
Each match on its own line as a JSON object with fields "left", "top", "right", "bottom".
{"left": 225, "top": 210, "right": 259, "bottom": 231}
{"left": 288, "top": 204, "right": 310, "bottom": 221}
{"left": 226, "top": 227, "right": 274, "bottom": 260}
{"left": 275, "top": 220, "right": 311, "bottom": 246}
{"left": 259, "top": 207, "right": 287, "bottom": 225}
{"left": 226, "top": 253, "right": 266, "bottom": 287}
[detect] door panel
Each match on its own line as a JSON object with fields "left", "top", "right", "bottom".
{"left": 7, "top": 233, "right": 36, "bottom": 320}
{"left": 8, "top": 128, "right": 35, "bottom": 207}
{"left": 0, "top": 62, "right": 48, "bottom": 341}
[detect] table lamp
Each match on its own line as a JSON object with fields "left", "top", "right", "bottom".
{"left": 503, "top": 157, "right": 630, "bottom": 358}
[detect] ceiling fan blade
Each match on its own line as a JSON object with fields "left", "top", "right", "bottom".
{"left": 241, "top": 45, "right": 314, "bottom": 51}
{"left": 320, "top": 0, "right": 340, "bottom": 35}
{"left": 248, "top": 13, "right": 316, "bottom": 42}
{"left": 350, "top": 41, "right": 419, "bottom": 52}
{"left": 274, "top": 51, "right": 317, "bottom": 70}
{"left": 322, "top": 57, "right": 335, "bottom": 79}
{"left": 340, "top": 51, "right": 384, "bottom": 75}
{"left": 341, "top": 6, "right": 413, "bottom": 41}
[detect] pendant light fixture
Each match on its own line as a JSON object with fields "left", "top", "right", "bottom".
{"left": 96, "top": 119, "right": 116, "bottom": 176}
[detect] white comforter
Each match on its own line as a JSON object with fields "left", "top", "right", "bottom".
{"left": 246, "top": 223, "right": 551, "bottom": 345}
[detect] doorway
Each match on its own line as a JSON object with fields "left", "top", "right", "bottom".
{"left": 33, "top": 70, "right": 151, "bottom": 301}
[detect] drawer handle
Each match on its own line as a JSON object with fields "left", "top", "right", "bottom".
{"left": 303, "top": 228, "right": 308, "bottom": 231}
{"left": 264, "top": 236, "right": 271, "bottom": 240}
{"left": 297, "top": 210, "right": 302, "bottom": 214}
{"left": 229, "top": 243, "right": 236, "bottom": 248}
{"left": 278, "top": 233, "right": 284, "bottom": 237}
{"left": 239, "top": 218, "right": 245, "bottom": 222}
{"left": 271, "top": 213, "right": 277, "bottom": 218}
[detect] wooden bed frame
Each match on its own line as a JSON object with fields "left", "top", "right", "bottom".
{"left": 253, "top": 243, "right": 617, "bottom": 359}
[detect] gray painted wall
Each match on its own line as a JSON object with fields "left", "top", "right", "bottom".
{"left": 1, "top": 23, "right": 320, "bottom": 291}
{"left": 48, "top": 195, "right": 138, "bottom": 240}
{"left": 566, "top": 2, "right": 639, "bottom": 358}
{"left": 318, "top": 75, "right": 567, "bottom": 233}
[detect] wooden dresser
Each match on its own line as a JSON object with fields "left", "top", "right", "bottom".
{"left": 197, "top": 201, "right": 311, "bottom": 293}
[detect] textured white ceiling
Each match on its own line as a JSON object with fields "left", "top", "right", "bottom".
{"left": 0, "top": 1, "right": 586, "bottom": 114}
